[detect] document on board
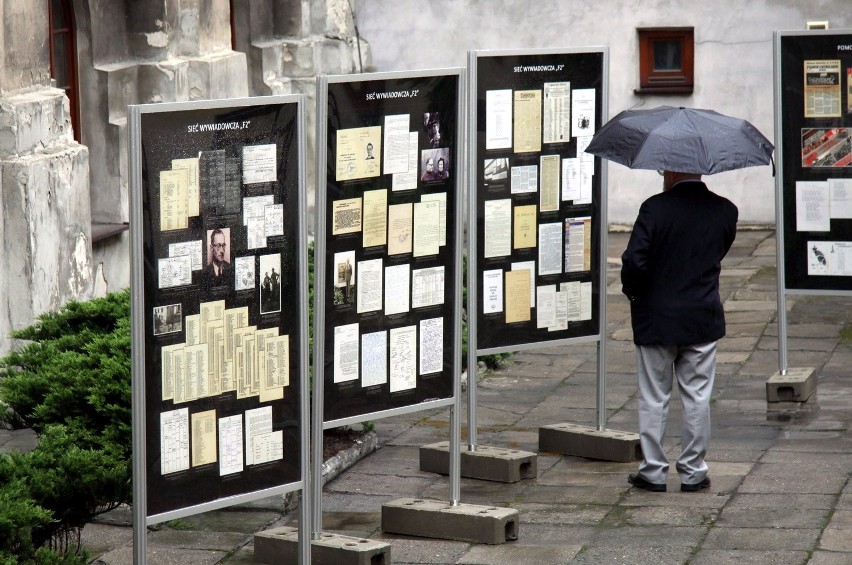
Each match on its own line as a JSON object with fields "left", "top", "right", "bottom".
{"left": 357, "top": 258, "right": 383, "bottom": 314}
{"left": 387, "top": 203, "right": 413, "bottom": 255}
{"left": 562, "top": 157, "right": 581, "bottom": 201}
{"left": 543, "top": 81, "right": 571, "bottom": 144}
{"left": 383, "top": 114, "right": 411, "bottom": 174}
{"left": 511, "top": 261, "right": 536, "bottom": 307}
{"left": 486, "top": 89, "right": 513, "bottom": 150}
{"left": 333, "top": 322, "right": 360, "bottom": 383}
{"left": 169, "top": 240, "right": 203, "bottom": 272}
{"left": 242, "top": 143, "right": 277, "bottom": 184}
{"left": 565, "top": 217, "right": 591, "bottom": 272}
{"left": 419, "top": 317, "right": 443, "bottom": 375}
{"left": 160, "top": 407, "right": 189, "bottom": 475}
{"left": 336, "top": 126, "right": 382, "bottom": 181}
{"left": 361, "top": 330, "right": 388, "bottom": 387}
{"left": 511, "top": 164, "right": 538, "bottom": 194}
{"left": 191, "top": 409, "right": 217, "bottom": 467}
{"left": 363, "top": 189, "right": 388, "bottom": 248}
{"left": 158, "top": 256, "right": 192, "bottom": 289}
{"left": 332, "top": 197, "right": 363, "bottom": 235}
{"left": 384, "top": 263, "right": 411, "bottom": 315}
{"left": 829, "top": 178, "right": 852, "bottom": 218}
{"left": 484, "top": 199, "right": 512, "bottom": 258}
{"left": 572, "top": 88, "right": 596, "bottom": 137}
{"left": 171, "top": 157, "right": 200, "bottom": 217}
{"left": 538, "top": 222, "right": 563, "bottom": 275}
{"left": 244, "top": 405, "right": 272, "bottom": 466}
{"left": 159, "top": 168, "right": 189, "bottom": 231}
{"left": 796, "top": 181, "right": 830, "bottom": 232}
{"left": 563, "top": 280, "right": 582, "bottom": 322}
{"left": 539, "top": 154, "right": 560, "bottom": 212}
{"left": 505, "top": 270, "right": 531, "bottom": 323}
{"left": 549, "top": 288, "right": 569, "bottom": 332}
{"left": 420, "top": 192, "right": 447, "bottom": 246}
{"left": 536, "top": 284, "right": 557, "bottom": 328}
{"left": 411, "top": 266, "right": 445, "bottom": 308}
{"left": 161, "top": 343, "right": 184, "bottom": 401}
{"left": 580, "top": 281, "right": 593, "bottom": 320}
{"left": 393, "top": 132, "right": 419, "bottom": 191}
{"left": 413, "top": 200, "right": 440, "bottom": 257}
{"left": 218, "top": 413, "right": 243, "bottom": 476}
{"left": 389, "top": 325, "right": 417, "bottom": 393}
{"left": 513, "top": 204, "right": 537, "bottom": 249}
{"left": 513, "top": 90, "right": 542, "bottom": 153}
{"left": 483, "top": 269, "right": 503, "bottom": 314}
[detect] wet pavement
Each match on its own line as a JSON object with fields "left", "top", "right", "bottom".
{"left": 3, "top": 230, "right": 851, "bottom": 564}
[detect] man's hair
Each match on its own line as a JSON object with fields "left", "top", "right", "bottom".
{"left": 210, "top": 228, "right": 225, "bottom": 244}
{"left": 438, "top": 158, "right": 445, "bottom": 166}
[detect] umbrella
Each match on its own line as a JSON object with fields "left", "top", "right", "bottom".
{"left": 584, "top": 106, "right": 774, "bottom": 175}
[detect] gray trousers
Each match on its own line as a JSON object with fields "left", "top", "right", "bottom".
{"left": 636, "top": 341, "right": 716, "bottom": 485}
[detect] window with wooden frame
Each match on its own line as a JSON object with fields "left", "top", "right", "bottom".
{"left": 48, "top": 0, "right": 80, "bottom": 141}
{"left": 636, "top": 27, "right": 694, "bottom": 95}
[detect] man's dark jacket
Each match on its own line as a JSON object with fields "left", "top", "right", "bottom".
{"left": 621, "top": 181, "right": 738, "bottom": 346}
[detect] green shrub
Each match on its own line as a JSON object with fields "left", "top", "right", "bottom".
{"left": 0, "top": 290, "right": 130, "bottom": 560}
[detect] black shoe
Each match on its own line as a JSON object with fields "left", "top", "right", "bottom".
{"left": 680, "top": 477, "right": 711, "bottom": 492}
{"left": 628, "top": 473, "right": 666, "bottom": 492}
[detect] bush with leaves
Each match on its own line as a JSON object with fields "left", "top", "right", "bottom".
{"left": 0, "top": 290, "right": 131, "bottom": 561}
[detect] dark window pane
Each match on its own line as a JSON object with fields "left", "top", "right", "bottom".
{"left": 653, "top": 40, "right": 682, "bottom": 71}
{"left": 51, "top": 0, "right": 66, "bottom": 29}
{"left": 52, "top": 34, "right": 69, "bottom": 88}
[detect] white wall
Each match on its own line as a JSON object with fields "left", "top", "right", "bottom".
{"left": 354, "top": 0, "right": 850, "bottom": 224}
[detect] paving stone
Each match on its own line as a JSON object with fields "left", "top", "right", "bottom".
{"left": 808, "top": 550, "right": 852, "bottom": 564}
{"left": 456, "top": 543, "right": 581, "bottom": 564}
{"left": 689, "top": 549, "right": 809, "bottom": 564}
{"left": 368, "top": 535, "right": 470, "bottom": 564}
{"left": 702, "top": 527, "right": 821, "bottom": 551}
{"left": 569, "top": 545, "right": 693, "bottom": 564}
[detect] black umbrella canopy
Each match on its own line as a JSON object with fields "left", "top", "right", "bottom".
{"left": 585, "top": 106, "right": 774, "bottom": 175}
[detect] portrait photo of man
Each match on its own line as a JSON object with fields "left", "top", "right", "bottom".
{"left": 202, "top": 227, "right": 231, "bottom": 288}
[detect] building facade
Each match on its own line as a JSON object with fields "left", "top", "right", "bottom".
{"left": 0, "top": 0, "right": 369, "bottom": 354}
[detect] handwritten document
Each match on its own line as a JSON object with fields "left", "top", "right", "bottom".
{"left": 389, "top": 325, "right": 417, "bottom": 393}
{"left": 160, "top": 407, "right": 189, "bottom": 475}
{"left": 361, "top": 330, "right": 388, "bottom": 387}
{"left": 419, "top": 317, "right": 444, "bottom": 375}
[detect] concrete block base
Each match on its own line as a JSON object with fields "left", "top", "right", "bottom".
{"left": 766, "top": 367, "right": 816, "bottom": 402}
{"left": 539, "top": 423, "right": 641, "bottom": 462}
{"left": 382, "top": 498, "right": 519, "bottom": 544}
{"left": 419, "top": 441, "right": 537, "bottom": 482}
{"left": 254, "top": 526, "right": 390, "bottom": 565}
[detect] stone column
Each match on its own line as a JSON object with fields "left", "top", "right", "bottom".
{"left": 0, "top": 0, "right": 93, "bottom": 355}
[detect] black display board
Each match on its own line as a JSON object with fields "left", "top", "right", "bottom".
{"left": 318, "top": 71, "right": 460, "bottom": 424}
{"left": 471, "top": 50, "right": 605, "bottom": 352}
{"left": 132, "top": 98, "right": 304, "bottom": 519}
{"left": 776, "top": 31, "right": 852, "bottom": 291}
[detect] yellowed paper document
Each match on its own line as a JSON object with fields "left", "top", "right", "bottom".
{"left": 171, "top": 157, "right": 200, "bottom": 217}
{"left": 513, "top": 205, "right": 537, "bottom": 249}
{"left": 332, "top": 198, "right": 363, "bottom": 235}
{"left": 363, "top": 189, "right": 388, "bottom": 248}
{"left": 539, "top": 154, "right": 560, "bottom": 212}
{"left": 513, "top": 90, "right": 542, "bottom": 154}
{"left": 505, "top": 270, "right": 531, "bottom": 323}
{"left": 191, "top": 409, "right": 217, "bottom": 467}
{"left": 336, "top": 126, "right": 382, "bottom": 181}
{"left": 159, "top": 168, "right": 189, "bottom": 231}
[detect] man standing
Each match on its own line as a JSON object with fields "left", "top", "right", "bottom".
{"left": 621, "top": 170, "right": 738, "bottom": 493}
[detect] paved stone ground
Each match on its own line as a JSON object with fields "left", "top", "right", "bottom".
{"left": 2, "top": 231, "right": 851, "bottom": 564}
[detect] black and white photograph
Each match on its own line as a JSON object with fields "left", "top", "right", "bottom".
{"left": 420, "top": 148, "right": 450, "bottom": 182}
{"left": 333, "top": 250, "right": 356, "bottom": 306}
{"left": 483, "top": 157, "right": 509, "bottom": 188}
{"left": 201, "top": 227, "right": 232, "bottom": 288}
{"left": 423, "top": 112, "right": 442, "bottom": 148}
{"left": 259, "top": 253, "right": 282, "bottom": 314}
{"left": 153, "top": 304, "right": 182, "bottom": 336}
